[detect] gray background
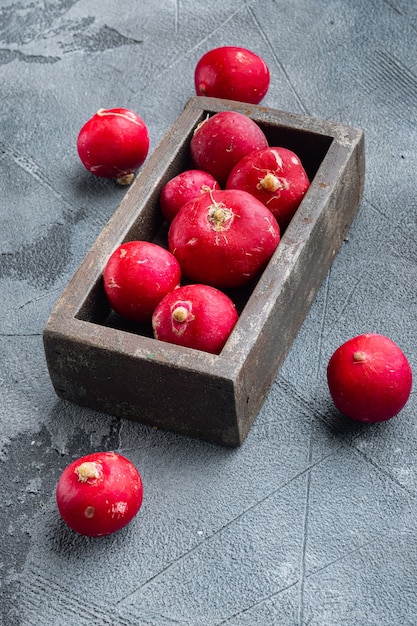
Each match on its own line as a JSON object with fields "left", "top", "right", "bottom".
{"left": 1, "top": 0, "right": 417, "bottom": 624}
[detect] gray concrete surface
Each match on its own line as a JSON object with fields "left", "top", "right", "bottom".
{"left": 1, "top": 0, "right": 417, "bottom": 624}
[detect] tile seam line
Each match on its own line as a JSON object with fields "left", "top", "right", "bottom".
{"left": 318, "top": 198, "right": 417, "bottom": 334}
{"left": 215, "top": 535, "right": 379, "bottom": 626}
{"left": 276, "top": 376, "right": 417, "bottom": 498}
{"left": 352, "top": 445, "right": 417, "bottom": 498}
{"left": 297, "top": 431, "right": 313, "bottom": 626}
{"left": 382, "top": 0, "right": 402, "bottom": 14}
{"left": 248, "top": 3, "right": 309, "bottom": 115}
{"left": 127, "top": 0, "right": 255, "bottom": 100}
{"left": 115, "top": 451, "right": 336, "bottom": 608}
{"left": 214, "top": 579, "right": 300, "bottom": 625}
{"left": 0, "top": 138, "right": 87, "bottom": 216}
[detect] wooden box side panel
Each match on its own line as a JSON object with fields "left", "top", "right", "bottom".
{"left": 231, "top": 132, "right": 365, "bottom": 439}
{"left": 43, "top": 330, "right": 241, "bottom": 447}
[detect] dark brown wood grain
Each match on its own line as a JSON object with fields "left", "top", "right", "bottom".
{"left": 43, "top": 96, "right": 365, "bottom": 446}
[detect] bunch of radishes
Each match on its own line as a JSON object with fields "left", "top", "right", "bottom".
{"left": 78, "top": 50, "right": 311, "bottom": 356}
{"left": 56, "top": 45, "right": 412, "bottom": 540}
{"left": 100, "top": 108, "right": 312, "bottom": 356}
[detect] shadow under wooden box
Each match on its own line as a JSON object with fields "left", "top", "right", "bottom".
{"left": 43, "top": 96, "right": 365, "bottom": 447}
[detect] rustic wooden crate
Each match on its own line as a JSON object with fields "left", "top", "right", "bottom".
{"left": 43, "top": 96, "right": 365, "bottom": 447}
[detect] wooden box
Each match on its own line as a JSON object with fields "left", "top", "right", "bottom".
{"left": 43, "top": 96, "right": 365, "bottom": 447}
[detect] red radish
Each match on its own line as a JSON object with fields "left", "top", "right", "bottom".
{"left": 190, "top": 111, "right": 268, "bottom": 185}
{"left": 160, "top": 169, "right": 220, "bottom": 222}
{"left": 226, "top": 147, "right": 310, "bottom": 231}
{"left": 77, "top": 108, "right": 149, "bottom": 185}
{"left": 327, "top": 333, "right": 413, "bottom": 423}
{"left": 168, "top": 189, "right": 280, "bottom": 288}
{"left": 56, "top": 451, "right": 143, "bottom": 537}
{"left": 152, "top": 284, "right": 238, "bottom": 354}
{"left": 103, "top": 240, "right": 181, "bottom": 323}
{"left": 194, "top": 46, "right": 270, "bottom": 104}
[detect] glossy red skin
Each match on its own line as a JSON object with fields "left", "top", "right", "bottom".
{"left": 226, "top": 147, "right": 310, "bottom": 231}
{"left": 103, "top": 240, "right": 181, "bottom": 323}
{"left": 190, "top": 111, "right": 268, "bottom": 185}
{"left": 160, "top": 169, "right": 220, "bottom": 223}
{"left": 195, "top": 46, "right": 270, "bottom": 104}
{"left": 77, "top": 108, "right": 149, "bottom": 182}
{"left": 327, "top": 333, "right": 413, "bottom": 422}
{"left": 168, "top": 189, "right": 280, "bottom": 288}
{"left": 152, "top": 284, "right": 238, "bottom": 354}
{"left": 56, "top": 452, "right": 143, "bottom": 537}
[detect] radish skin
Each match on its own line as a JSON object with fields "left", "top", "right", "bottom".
{"left": 327, "top": 333, "right": 413, "bottom": 422}
{"left": 77, "top": 108, "right": 149, "bottom": 184}
{"left": 226, "top": 147, "right": 310, "bottom": 231}
{"left": 194, "top": 46, "right": 270, "bottom": 104}
{"left": 168, "top": 189, "right": 280, "bottom": 288}
{"left": 103, "top": 240, "right": 181, "bottom": 323}
{"left": 152, "top": 284, "right": 238, "bottom": 354}
{"left": 56, "top": 452, "right": 143, "bottom": 537}
{"left": 160, "top": 169, "right": 220, "bottom": 222}
{"left": 190, "top": 111, "right": 268, "bottom": 185}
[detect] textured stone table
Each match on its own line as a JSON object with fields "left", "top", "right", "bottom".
{"left": 1, "top": 1, "right": 417, "bottom": 624}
